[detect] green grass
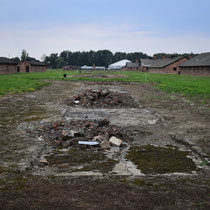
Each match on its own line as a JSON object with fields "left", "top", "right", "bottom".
{"left": 0, "top": 70, "right": 210, "bottom": 100}
{"left": 67, "top": 70, "right": 210, "bottom": 99}
{"left": 0, "top": 70, "right": 71, "bottom": 95}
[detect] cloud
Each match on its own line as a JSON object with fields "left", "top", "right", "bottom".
{"left": 0, "top": 23, "right": 210, "bottom": 59}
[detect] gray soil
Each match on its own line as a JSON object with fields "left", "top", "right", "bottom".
{"left": 69, "top": 74, "right": 128, "bottom": 78}
{"left": 0, "top": 80, "right": 210, "bottom": 209}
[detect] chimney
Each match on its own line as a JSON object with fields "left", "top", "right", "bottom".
{"left": 153, "top": 55, "right": 157, "bottom": 60}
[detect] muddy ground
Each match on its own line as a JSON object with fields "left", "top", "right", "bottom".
{"left": 0, "top": 80, "right": 210, "bottom": 210}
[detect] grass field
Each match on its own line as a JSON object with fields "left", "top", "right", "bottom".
{"left": 0, "top": 70, "right": 210, "bottom": 101}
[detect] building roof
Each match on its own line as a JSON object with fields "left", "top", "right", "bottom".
{"left": 179, "top": 52, "right": 210, "bottom": 67}
{"left": 0, "top": 57, "right": 17, "bottom": 65}
{"left": 126, "top": 62, "right": 139, "bottom": 68}
{"left": 20, "top": 60, "right": 46, "bottom": 66}
{"left": 141, "top": 57, "right": 185, "bottom": 68}
{"left": 108, "top": 59, "right": 131, "bottom": 69}
{"left": 30, "top": 61, "right": 46, "bottom": 66}
{"left": 63, "top": 65, "right": 80, "bottom": 68}
{"left": 140, "top": 59, "right": 155, "bottom": 67}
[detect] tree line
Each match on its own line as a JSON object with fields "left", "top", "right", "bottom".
{"left": 43, "top": 50, "right": 151, "bottom": 69}
{"left": 10, "top": 50, "right": 198, "bottom": 69}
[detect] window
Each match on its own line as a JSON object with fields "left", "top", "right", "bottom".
{"left": 173, "top": 67, "right": 177, "bottom": 71}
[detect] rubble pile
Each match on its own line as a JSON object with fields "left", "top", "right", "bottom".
{"left": 87, "top": 82, "right": 131, "bottom": 85}
{"left": 41, "top": 119, "right": 126, "bottom": 149}
{"left": 66, "top": 88, "right": 139, "bottom": 108}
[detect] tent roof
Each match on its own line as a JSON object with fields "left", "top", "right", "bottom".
{"left": 109, "top": 59, "right": 131, "bottom": 67}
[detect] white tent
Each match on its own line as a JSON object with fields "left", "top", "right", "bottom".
{"left": 108, "top": 59, "right": 131, "bottom": 70}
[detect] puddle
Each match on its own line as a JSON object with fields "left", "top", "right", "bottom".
{"left": 125, "top": 145, "right": 197, "bottom": 174}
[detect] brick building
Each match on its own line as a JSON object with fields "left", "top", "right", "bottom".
{"left": 18, "top": 61, "right": 47, "bottom": 73}
{"left": 122, "top": 61, "right": 140, "bottom": 71}
{"left": 140, "top": 57, "right": 189, "bottom": 74}
{"left": 179, "top": 52, "right": 210, "bottom": 76}
{"left": 62, "top": 65, "right": 81, "bottom": 70}
{"left": 0, "top": 57, "right": 18, "bottom": 74}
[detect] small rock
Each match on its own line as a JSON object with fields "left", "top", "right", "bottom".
{"left": 101, "top": 89, "right": 109, "bottom": 96}
{"left": 62, "top": 140, "right": 72, "bottom": 148}
{"left": 91, "top": 88, "right": 100, "bottom": 93}
{"left": 62, "top": 130, "right": 75, "bottom": 138}
{"left": 62, "top": 130, "right": 68, "bottom": 136}
{"left": 73, "top": 129, "right": 84, "bottom": 137}
{"left": 52, "top": 123, "right": 58, "bottom": 129}
{"left": 98, "top": 119, "right": 109, "bottom": 127}
{"left": 74, "top": 95, "right": 80, "bottom": 100}
{"left": 100, "top": 140, "right": 111, "bottom": 149}
{"left": 109, "top": 136, "right": 122, "bottom": 147}
{"left": 53, "top": 140, "right": 62, "bottom": 147}
{"left": 38, "top": 136, "right": 43, "bottom": 141}
{"left": 38, "top": 159, "right": 48, "bottom": 167}
{"left": 93, "top": 135, "right": 106, "bottom": 142}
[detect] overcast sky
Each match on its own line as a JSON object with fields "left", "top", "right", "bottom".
{"left": 0, "top": 0, "right": 210, "bottom": 60}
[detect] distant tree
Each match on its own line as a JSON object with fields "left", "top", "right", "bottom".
{"left": 44, "top": 53, "right": 64, "bottom": 69}
{"left": 94, "top": 50, "right": 113, "bottom": 67}
{"left": 21, "top": 49, "right": 29, "bottom": 61}
{"left": 113, "top": 52, "right": 127, "bottom": 62}
{"left": 11, "top": 57, "right": 20, "bottom": 63}
{"left": 27, "top": 57, "right": 38, "bottom": 62}
{"left": 44, "top": 50, "right": 151, "bottom": 68}
{"left": 60, "top": 51, "right": 70, "bottom": 65}
{"left": 44, "top": 54, "right": 56, "bottom": 68}
{"left": 56, "top": 57, "right": 66, "bottom": 68}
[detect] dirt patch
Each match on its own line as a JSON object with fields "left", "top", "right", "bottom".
{"left": 126, "top": 145, "right": 197, "bottom": 174}
{"left": 123, "top": 83, "right": 210, "bottom": 158}
{"left": 0, "top": 176, "right": 210, "bottom": 210}
{"left": 45, "top": 148, "right": 117, "bottom": 173}
{"left": 0, "top": 80, "right": 210, "bottom": 209}
{"left": 70, "top": 74, "right": 128, "bottom": 79}
{"left": 65, "top": 88, "right": 139, "bottom": 108}
{"left": 0, "top": 81, "right": 81, "bottom": 169}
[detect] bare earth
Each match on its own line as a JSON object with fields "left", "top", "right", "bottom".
{"left": 0, "top": 81, "right": 209, "bottom": 210}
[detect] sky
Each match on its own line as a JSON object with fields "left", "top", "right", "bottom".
{"left": 0, "top": 0, "right": 210, "bottom": 60}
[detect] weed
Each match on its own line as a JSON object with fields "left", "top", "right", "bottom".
{"left": 125, "top": 145, "right": 197, "bottom": 174}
